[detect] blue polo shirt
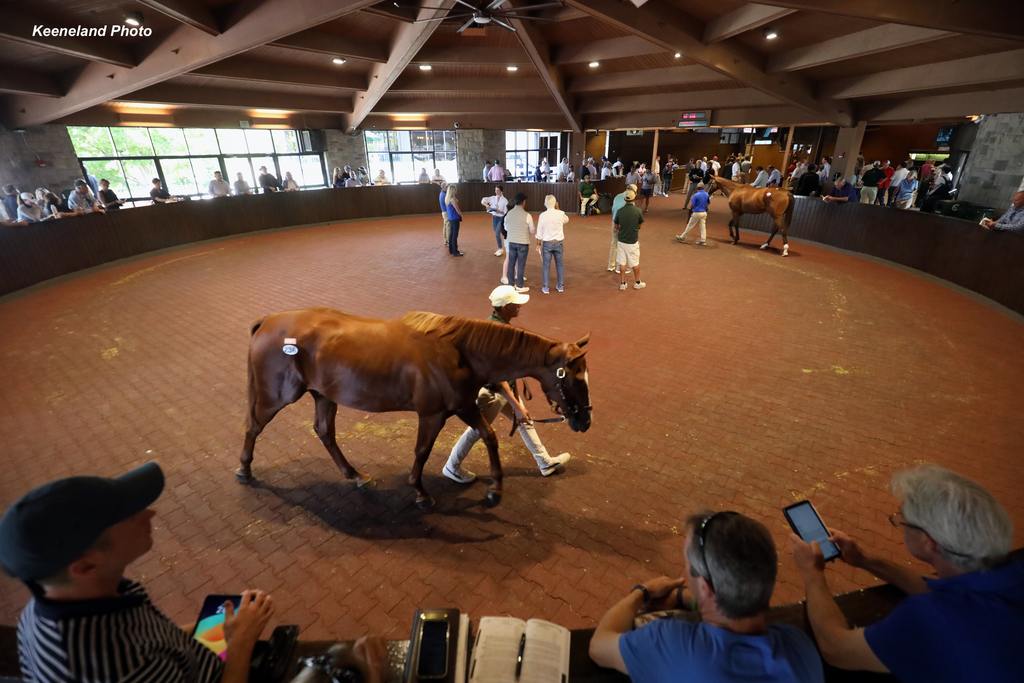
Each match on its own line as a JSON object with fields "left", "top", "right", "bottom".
{"left": 829, "top": 182, "right": 858, "bottom": 202}
{"left": 438, "top": 190, "right": 446, "bottom": 213}
{"left": 690, "top": 190, "right": 710, "bottom": 212}
{"left": 620, "top": 618, "right": 824, "bottom": 683}
{"left": 864, "top": 559, "right": 1024, "bottom": 683}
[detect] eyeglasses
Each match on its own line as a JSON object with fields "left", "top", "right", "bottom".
{"left": 695, "top": 511, "right": 738, "bottom": 591}
{"left": 888, "top": 510, "right": 973, "bottom": 559}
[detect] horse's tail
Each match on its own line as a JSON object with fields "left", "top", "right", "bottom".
{"left": 784, "top": 192, "right": 795, "bottom": 230}
{"left": 245, "top": 319, "right": 264, "bottom": 426}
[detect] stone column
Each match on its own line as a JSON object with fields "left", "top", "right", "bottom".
{"left": 780, "top": 125, "right": 797, "bottom": 176}
{"left": 650, "top": 129, "right": 660, "bottom": 168}
{"left": 832, "top": 121, "right": 867, "bottom": 181}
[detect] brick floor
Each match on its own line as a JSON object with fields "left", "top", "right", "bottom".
{"left": 1, "top": 196, "right": 1022, "bottom": 639}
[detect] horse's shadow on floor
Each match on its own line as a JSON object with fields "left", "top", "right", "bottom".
{"left": 244, "top": 461, "right": 556, "bottom": 545}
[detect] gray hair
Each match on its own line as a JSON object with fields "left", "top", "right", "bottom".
{"left": 893, "top": 465, "right": 1012, "bottom": 571}
{"left": 684, "top": 511, "right": 777, "bottom": 619}
{"left": 544, "top": 194, "right": 557, "bottom": 210}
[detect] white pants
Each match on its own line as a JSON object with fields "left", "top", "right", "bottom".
{"left": 580, "top": 195, "right": 598, "bottom": 214}
{"left": 860, "top": 187, "right": 878, "bottom": 204}
{"left": 680, "top": 211, "right": 707, "bottom": 242}
{"left": 445, "top": 388, "right": 555, "bottom": 471}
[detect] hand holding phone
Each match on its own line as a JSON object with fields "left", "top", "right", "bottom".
{"left": 783, "top": 501, "right": 840, "bottom": 562}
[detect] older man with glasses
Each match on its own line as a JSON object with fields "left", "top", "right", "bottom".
{"left": 590, "top": 510, "right": 823, "bottom": 682}
{"left": 791, "top": 464, "right": 1022, "bottom": 683}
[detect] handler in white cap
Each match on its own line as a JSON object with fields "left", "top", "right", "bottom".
{"left": 442, "top": 286, "right": 571, "bottom": 482}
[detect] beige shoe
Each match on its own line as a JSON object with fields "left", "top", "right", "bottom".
{"left": 540, "top": 452, "right": 571, "bottom": 477}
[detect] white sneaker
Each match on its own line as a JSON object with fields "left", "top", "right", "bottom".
{"left": 619, "top": 283, "right": 627, "bottom": 291}
{"left": 614, "top": 267, "right": 621, "bottom": 274}
{"left": 494, "top": 249, "right": 504, "bottom": 256}
{"left": 540, "top": 452, "right": 571, "bottom": 477}
{"left": 500, "top": 277, "right": 509, "bottom": 285}
{"left": 675, "top": 235, "right": 687, "bottom": 243}
{"left": 443, "top": 463, "right": 476, "bottom": 484}
{"left": 515, "top": 286, "right": 530, "bottom": 293}
{"left": 607, "top": 266, "right": 616, "bottom": 272}
{"left": 634, "top": 281, "right": 647, "bottom": 289}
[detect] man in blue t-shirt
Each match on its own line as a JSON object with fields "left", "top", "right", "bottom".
{"left": 822, "top": 176, "right": 858, "bottom": 204}
{"left": 590, "top": 510, "right": 824, "bottom": 683}
{"left": 676, "top": 182, "right": 711, "bottom": 246}
{"left": 792, "top": 464, "right": 1022, "bottom": 683}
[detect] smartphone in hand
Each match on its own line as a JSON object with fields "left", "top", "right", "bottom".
{"left": 783, "top": 501, "right": 841, "bottom": 561}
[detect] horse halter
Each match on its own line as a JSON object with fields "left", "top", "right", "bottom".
{"left": 551, "top": 366, "right": 592, "bottom": 421}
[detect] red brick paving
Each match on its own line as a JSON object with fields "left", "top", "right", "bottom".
{"left": 1, "top": 196, "right": 1022, "bottom": 640}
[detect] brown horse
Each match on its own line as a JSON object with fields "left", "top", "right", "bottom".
{"left": 705, "top": 176, "right": 795, "bottom": 256}
{"left": 237, "top": 307, "right": 592, "bottom": 509}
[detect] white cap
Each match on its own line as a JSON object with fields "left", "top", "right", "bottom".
{"left": 19, "top": 192, "right": 33, "bottom": 201}
{"left": 489, "top": 285, "right": 529, "bottom": 308}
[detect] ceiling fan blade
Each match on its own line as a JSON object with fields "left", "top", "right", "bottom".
{"left": 412, "top": 13, "right": 473, "bottom": 22}
{"left": 501, "top": 13, "right": 558, "bottom": 20}
{"left": 486, "top": 0, "right": 507, "bottom": 10}
{"left": 453, "top": 0, "right": 479, "bottom": 10}
{"left": 416, "top": 5, "right": 457, "bottom": 9}
{"left": 491, "top": 15, "right": 517, "bottom": 31}
{"left": 456, "top": 15, "right": 478, "bottom": 32}
{"left": 504, "top": 2, "right": 566, "bottom": 11}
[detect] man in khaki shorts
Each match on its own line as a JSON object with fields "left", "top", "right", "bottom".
{"left": 614, "top": 189, "right": 646, "bottom": 290}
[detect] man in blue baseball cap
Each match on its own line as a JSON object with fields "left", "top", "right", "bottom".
{"left": 0, "top": 462, "right": 274, "bottom": 683}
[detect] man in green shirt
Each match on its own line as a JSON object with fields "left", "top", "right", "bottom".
{"left": 607, "top": 183, "right": 637, "bottom": 272}
{"left": 579, "top": 173, "right": 599, "bottom": 217}
{"left": 614, "top": 190, "right": 646, "bottom": 290}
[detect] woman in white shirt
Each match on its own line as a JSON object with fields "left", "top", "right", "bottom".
{"left": 431, "top": 168, "right": 445, "bottom": 183}
{"left": 481, "top": 185, "right": 509, "bottom": 257}
{"left": 535, "top": 194, "right": 569, "bottom": 294}
{"left": 283, "top": 172, "right": 300, "bottom": 191}
{"left": 375, "top": 170, "right": 390, "bottom": 186}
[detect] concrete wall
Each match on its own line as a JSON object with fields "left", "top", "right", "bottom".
{"left": 958, "top": 113, "right": 1024, "bottom": 208}
{"left": 324, "top": 129, "right": 368, "bottom": 175}
{"left": 455, "top": 129, "right": 505, "bottom": 182}
{"left": 0, "top": 126, "right": 83, "bottom": 193}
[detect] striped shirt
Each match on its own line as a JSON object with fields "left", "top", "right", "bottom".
{"left": 18, "top": 580, "right": 223, "bottom": 683}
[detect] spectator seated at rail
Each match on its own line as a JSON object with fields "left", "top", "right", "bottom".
{"left": 793, "top": 164, "right": 822, "bottom": 197}
{"left": 791, "top": 464, "right": 1023, "bottom": 683}
{"left": 822, "top": 176, "right": 858, "bottom": 204}
{"left": 150, "top": 178, "right": 184, "bottom": 204}
{"left": 67, "top": 179, "right": 104, "bottom": 213}
{"left": 16, "top": 191, "right": 45, "bottom": 223}
{"left": 98, "top": 179, "right": 126, "bottom": 211}
{"left": 590, "top": 510, "right": 824, "bottom": 683}
{"left": 0, "top": 460, "right": 390, "bottom": 683}
{"left": 283, "top": 172, "right": 300, "bottom": 192}
{"left": 208, "top": 170, "right": 231, "bottom": 198}
{"left": 234, "top": 172, "right": 252, "bottom": 196}
{"left": 980, "top": 190, "right": 1024, "bottom": 233}
{"left": 258, "top": 166, "right": 281, "bottom": 193}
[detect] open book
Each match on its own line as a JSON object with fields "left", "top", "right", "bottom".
{"left": 469, "top": 617, "right": 570, "bottom": 683}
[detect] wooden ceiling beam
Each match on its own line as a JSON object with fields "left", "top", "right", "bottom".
{"left": 389, "top": 75, "right": 549, "bottom": 95}
{"left": 270, "top": 29, "right": 390, "bottom": 63}
{"left": 360, "top": 113, "right": 570, "bottom": 130}
{"left": 192, "top": 58, "right": 367, "bottom": 90}
{"left": 507, "top": 1, "right": 582, "bottom": 133}
{"left": 579, "top": 89, "right": 780, "bottom": 114}
{"left": 858, "top": 86, "right": 1024, "bottom": 121}
{"left": 702, "top": 3, "right": 796, "bottom": 44}
{"left": 373, "top": 96, "right": 556, "bottom": 114}
{"left": 0, "top": 70, "right": 63, "bottom": 98}
{"left": 562, "top": 0, "right": 852, "bottom": 126}
{"left": 753, "top": 0, "right": 1024, "bottom": 41}
{"left": 349, "top": 0, "right": 458, "bottom": 130}
{"left": 553, "top": 36, "right": 665, "bottom": 65}
{"left": 768, "top": 24, "right": 953, "bottom": 72}
{"left": 0, "top": 10, "right": 137, "bottom": 68}
{"left": 822, "top": 48, "right": 1024, "bottom": 99}
{"left": 137, "top": 0, "right": 220, "bottom": 35}
{"left": 412, "top": 45, "right": 528, "bottom": 65}
{"left": 4, "top": 0, "right": 380, "bottom": 127}
{"left": 583, "top": 105, "right": 826, "bottom": 129}
{"left": 121, "top": 84, "right": 354, "bottom": 113}
{"left": 568, "top": 64, "right": 725, "bottom": 93}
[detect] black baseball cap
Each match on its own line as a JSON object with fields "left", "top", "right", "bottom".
{"left": 0, "top": 462, "right": 164, "bottom": 581}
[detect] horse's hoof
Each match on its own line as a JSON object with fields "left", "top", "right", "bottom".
{"left": 415, "top": 496, "right": 435, "bottom": 511}
{"left": 354, "top": 475, "right": 376, "bottom": 489}
{"left": 759, "top": 243, "right": 769, "bottom": 250}
{"left": 730, "top": 239, "right": 738, "bottom": 245}
{"left": 782, "top": 250, "right": 789, "bottom": 257}
{"left": 484, "top": 491, "right": 502, "bottom": 507}
{"left": 234, "top": 468, "right": 253, "bottom": 484}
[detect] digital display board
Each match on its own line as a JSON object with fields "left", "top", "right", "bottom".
{"left": 677, "top": 110, "right": 710, "bottom": 128}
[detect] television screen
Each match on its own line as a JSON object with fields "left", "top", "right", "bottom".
{"left": 936, "top": 126, "right": 955, "bottom": 147}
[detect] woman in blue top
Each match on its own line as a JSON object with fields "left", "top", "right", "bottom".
{"left": 445, "top": 184, "right": 464, "bottom": 256}
{"left": 894, "top": 171, "right": 919, "bottom": 209}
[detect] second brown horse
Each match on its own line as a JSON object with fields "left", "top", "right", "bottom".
{"left": 237, "top": 308, "right": 592, "bottom": 509}
{"left": 706, "top": 176, "right": 796, "bottom": 256}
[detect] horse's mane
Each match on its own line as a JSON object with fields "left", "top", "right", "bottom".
{"left": 401, "top": 311, "right": 554, "bottom": 365}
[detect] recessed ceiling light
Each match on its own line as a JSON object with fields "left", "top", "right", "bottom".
{"left": 674, "top": 52, "right": 681, "bottom": 59}
{"left": 506, "top": 65, "right": 518, "bottom": 72}
{"left": 588, "top": 61, "right": 600, "bottom": 68}
{"left": 124, "top": 11, "right": 144, "bottom": 26}
{"left": 764, "top": 28, "right": 779, "bottom": 40}
{"left": 332, "top": 57, "right": 347, "bottom": 65}
{"left": 419, "top": 64, "right": 432, "bottom": 71}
